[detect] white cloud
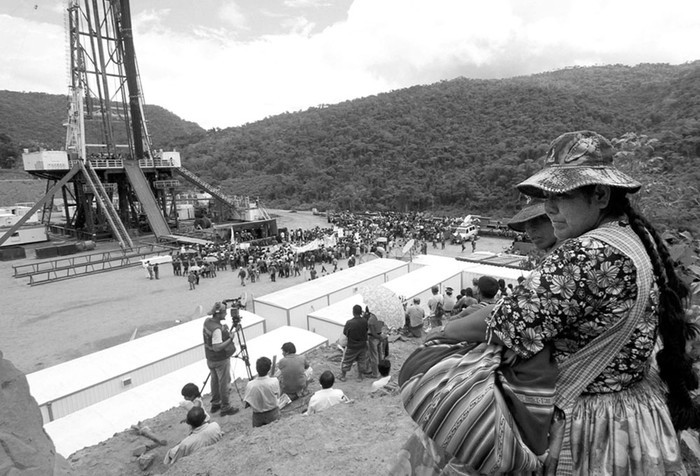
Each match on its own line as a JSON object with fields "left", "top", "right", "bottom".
{"left": 0, "top": 14, "right": 66, "bottom": 94}
{"left": 218, "top": 3, "right": 248, "bottom": 30}
{"left": 1, "top": 0, "right": 699, "bottom": 129}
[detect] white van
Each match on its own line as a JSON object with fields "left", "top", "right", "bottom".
{"left": 451, "top": 224, "right": 478, "bottom": 243}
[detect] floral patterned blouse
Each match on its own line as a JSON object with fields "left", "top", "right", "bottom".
{"left": 486, "top": 223, "right": 659, "bottom": 394}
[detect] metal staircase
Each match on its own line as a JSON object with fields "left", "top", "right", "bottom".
{"left": 174, "top": 166, "right": 271, "bottom": 220}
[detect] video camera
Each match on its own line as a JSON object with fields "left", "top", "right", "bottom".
{"left": 221, "top": 297, "right": 244, "bottom": 326}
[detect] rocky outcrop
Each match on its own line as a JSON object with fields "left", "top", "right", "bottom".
{"left": 0, "top": 351, "right": 73, "bottom": 475}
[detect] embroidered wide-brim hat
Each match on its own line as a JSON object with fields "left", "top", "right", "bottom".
{"left": 507, "top": 201, "right": 547, "bottom": 232}
{"left": 517, "top": 131, "right": 642, "bottom": 198}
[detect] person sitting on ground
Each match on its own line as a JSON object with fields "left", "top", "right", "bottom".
{"left": 163, "top": 406, "right": 223, "bottom": 465}
{"left": 276, "top": 342, "right": 312, "bottom": 400}
{"left": 179, "top": 383, "right": 210, "bottom": 423}
{"left": 244, "top": 357, "right": 281, "bottom": 428}
{"left": 304, "top": 370, "right": 352, "bottom": 415}
{"left": 453, "top": 288, "right": 477, "bottom": 314}
{"left": 371, "top": 359, "right": 399, "bottom": 396}
{"left": 454, "top": 276, "right": 500, "bottom": 318}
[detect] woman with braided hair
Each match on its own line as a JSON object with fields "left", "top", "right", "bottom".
{"left": 392, "top": 131, "right": 697, "bottom": 475}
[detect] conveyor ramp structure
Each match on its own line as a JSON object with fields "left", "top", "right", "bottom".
{"left": 123, "top": 161, "right": 171, "bottom": 238}
{"left": 42, "top": 326, "right": 327, "bottom": 457}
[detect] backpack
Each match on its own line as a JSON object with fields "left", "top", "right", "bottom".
{"left": 434, "top": 300, "right": 444, "bottom": 319}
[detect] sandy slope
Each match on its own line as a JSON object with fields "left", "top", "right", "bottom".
{"left": 0, "top": 211, "right": 514, "bottom": 475}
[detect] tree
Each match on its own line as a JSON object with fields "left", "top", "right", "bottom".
{"left": 0, "top": 133, "right": 18, "bottom": 168}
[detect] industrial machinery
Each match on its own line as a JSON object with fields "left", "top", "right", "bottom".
{"left": 0, "top": 0, "right": 276, "bottom": 249}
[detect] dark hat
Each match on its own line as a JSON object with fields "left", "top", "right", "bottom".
{"left": 210, "top": 302, "right": 227, "bottom": 317}
{"left": 507, "top": 200, "right": 547, "bottom": 232}
{"left": 517, "top": 131, "right": 641, "bottom": 198}
{"left": 477, "top": 276, "right": 499, "bottom": 299}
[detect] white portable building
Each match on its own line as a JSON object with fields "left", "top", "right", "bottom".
{"left": 253, "top": 259, "right": 409, "bottom": 331}
{"left": 27, "top": 310, "right": 265, "bottom": 424}
{"left": 43, "top": 325, "right": 327, "bottom": 458}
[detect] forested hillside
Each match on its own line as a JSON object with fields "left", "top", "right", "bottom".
{"left": 180, "top": 62, "right": 700, "bottom": 229}
{"left": 0, "top": 90, "right": 204, "bottom": 163}
{"left": 3, "top": 62, "right": 699, "bottom": 230}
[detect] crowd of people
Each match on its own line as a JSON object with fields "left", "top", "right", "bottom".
{"left": 160, "top": 130, "right": 699, "bottom": 475}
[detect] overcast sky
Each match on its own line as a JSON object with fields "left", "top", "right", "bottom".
{"left": 1, "top": 0, "right": 699, "bottom": 129}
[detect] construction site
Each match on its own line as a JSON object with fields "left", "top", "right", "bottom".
{"left": 0, "top": 0, "right": 277, "bottom": 284}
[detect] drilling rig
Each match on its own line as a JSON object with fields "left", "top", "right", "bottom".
{"left": 0, "top": 0, "right": 276, "bottom": 250}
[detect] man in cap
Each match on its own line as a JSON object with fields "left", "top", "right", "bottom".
{"left": 443, "top": 287, "right": 456, "bottom": 317}
{"left": 427, "top": 285, "right": 444, "bottom": 329}
{"left": 202, "top": 302, "right": 239, "bottom": 416}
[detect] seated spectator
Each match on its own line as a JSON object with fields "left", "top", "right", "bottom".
{"left": 455, "top": 276, "right": 500, "bottom": 318}
{"left": 179, "top": 382, "right": 210, "bottom": 423}
{"left": 371, "top": 359, "right": 399, "bottom": 396}
{"left": 453, "top": 288, "right": 477, "bottom": 314}
{"left": 304, "top": 370, "right": 352, "bottom": 415}
{"left": 244, "top": 357, "right": 281, "bottom": 428}
{"left": 276, "top": 342, "right": 313, "bottom": 400}
{"left": 163, "top": 407, "right": 223, "bottom": 465}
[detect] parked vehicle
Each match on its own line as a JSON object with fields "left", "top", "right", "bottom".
{"left": 451, "top": 223, "right": 479, "bottom": 243}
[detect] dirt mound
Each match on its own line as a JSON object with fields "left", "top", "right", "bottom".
{"left": 68, "top": 337, "right": 421, "bottom": 476}
{"left": 0, "top": 351, "right": 72, "bottom": 475}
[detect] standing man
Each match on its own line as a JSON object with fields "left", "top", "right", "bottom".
{"left": 340, "top": 304, "right": 369, "bottom": 382}
{"left": 202, "top": 302, "right": 239, "bottom": 416}
{"left": 442, "top": 286, "right": 456, "bottom": 318}
{"left": 404, "top": 297, "right": 425, "bottom": 338}
{"left": 365, "top": 307, "right": 383, "bottom": 378}
{"left": 427, "top": 285, "right": 444, "bottom": 329}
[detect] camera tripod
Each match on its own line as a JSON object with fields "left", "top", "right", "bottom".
{"left": 200, "top": 297, "right": 253, "bottom": 404}
{"left": 228, "top": 306, "right": 253, "bottom": 380}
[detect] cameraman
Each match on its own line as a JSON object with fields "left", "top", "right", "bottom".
{"left": 202, "top": 302, "right": 239, "bottom": 416}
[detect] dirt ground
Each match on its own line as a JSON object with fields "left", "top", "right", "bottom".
{"left": 0, "top": 210, "right": 513, "bottom": 475}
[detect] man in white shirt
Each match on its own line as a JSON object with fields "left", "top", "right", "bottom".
{"left": 304, "top": 371, "right": 351, "bottom": 415}
{"left": 427, "top": 286, "right": 444, "bottom": 329}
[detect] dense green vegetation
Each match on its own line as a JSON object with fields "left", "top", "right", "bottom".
{"left": 180, "top": 62, "right": 700, "bottom": 231}
{"left": 0, "top": 90, "right": 204, "bottom": 159}
{"left": 2, "top": 62, "right": 699, "bottom": 231}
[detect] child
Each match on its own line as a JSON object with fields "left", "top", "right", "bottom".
{"left": 304, "top": 370, "right": 351, "bottom": 415}
{"left": 179, "top": 382, "right": 210, "bottom": 422}
{"left": 371, "top": 359, "right": 398, "bottom": 395}
{"left": 244, "top": 357, "right": 281, "bottom": 427}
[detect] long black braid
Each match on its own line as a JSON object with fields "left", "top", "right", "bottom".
{"left": 615, "top": 192, "right": 700, "bottom": 430}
